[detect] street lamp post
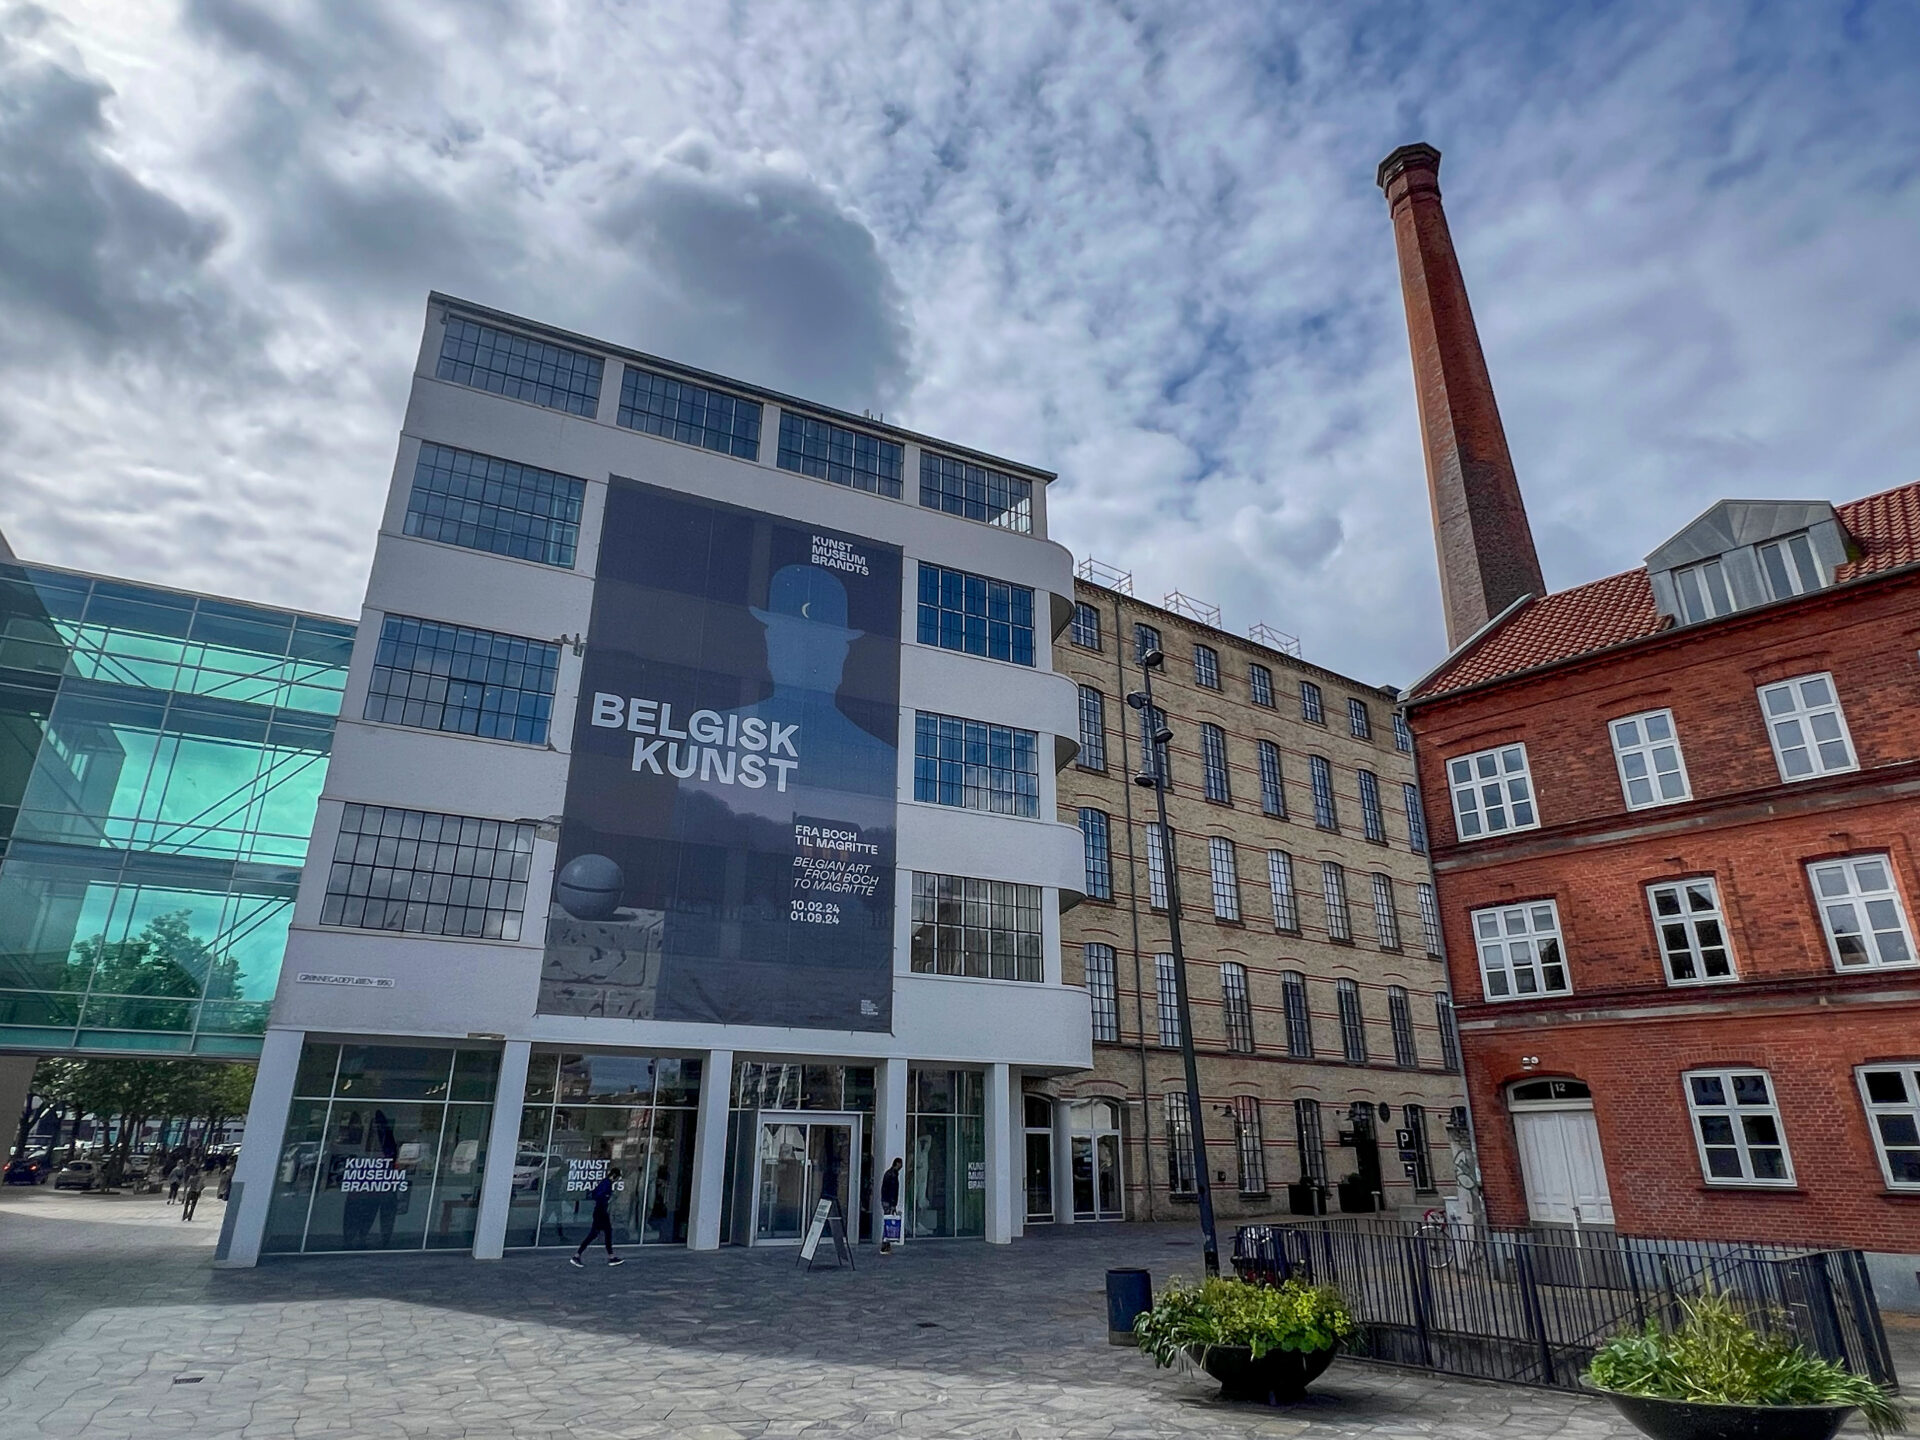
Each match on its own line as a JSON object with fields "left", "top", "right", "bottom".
{"left": 1128, "top": 648, "right": 1220, "bottom": 1278}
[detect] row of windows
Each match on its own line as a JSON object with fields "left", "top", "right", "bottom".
{"left": 1163, "top": 1094, "right": 1440, "bottom": 1199}
{"left": 438, "top": 316, "right": 1033, "bottom": 531}
{"left": 908, "top": 871, "right": 1044, "bottom": 982}
{"left": 1081, "top": 943, "right": 1460, "bottom": 1070}
{"left": 916, "top": 563, "right": 1036, "bottom": 666}
{"left": 1471, "top": 853, "right": 1914, "bottom": 1003}
{"left": 1078, "top": 815, "right": 1444, "bottom": 955}
{"left": 1447, "top": 672, "right": 1860, "bottom": 843}
{"left": 1066, "top": 606, "right": 1411, "bottom": 753}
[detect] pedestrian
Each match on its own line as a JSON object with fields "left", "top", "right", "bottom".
{"left": 216, "top": 1160, "right": 232, "bottom": 1202}
{"left": 879, "top": 1156, "right": 904, "bottom": 1255}
{"left": 570, "top": 1166, "right": 624, "bottom": 1268}
{"left": 181, "top": 1164, "right": 205, "bottom": 1221}
{"left": 166, "top": 1161, "right": 183, "bottom": 1204}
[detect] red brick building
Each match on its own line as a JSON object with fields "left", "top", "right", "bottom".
{"left": 1380, "top": 144, "right": 1920, "bottom": 1311}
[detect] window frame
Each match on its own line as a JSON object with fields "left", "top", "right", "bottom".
{"left": 1807, "top": 854, "right": 1918, "bottom": 972}
{"left": 1257, "top": 740, "right": 1286, "bottom": 818}
{"left": 1268, "top": 850, "right": 1299, "bottom": 933}
{"left": 1357, "top": 769, "right": 1386, "bottom": 843}
{"left": 1200, "top": 722, "right": 1232, "bottom": 804}
{"left": 1294, "top": 1098, "right": 1327, "bottom": 1185}
{"left": 1609, "top": 707, "right": 1692, "bottom": 810}
{"left": 1146, "top": 823, "right": 1173, "bottom": 909}
{"left": 1084, "top": 943, "right": 1120, "bottom": 1043}
{"left": 1322, "top": 861, "right": 1352, "bottom": 943}
{"left": 1446, "top": 743, "right": 1539, "bottom": 840}
{"left": 915, "top": 561, "right": 1037, "bottom": 666}
{"left": 1856, "top": 1063, "right": 1920, "bottom": 1192}
{"left": 1388, "top": 985, "right": 1417, "bottom": 1068}
{"left": 1249, "top": 663, "right": 1275, "bottom": 708}
{"left": 911, "top": 712, "right": 1041, "bottom": 817}
{"left": 1393, "top": 711, "right": 1414, "bottom": 754}
{"left": 1371, "top": 872, "right": 1401, "bottom": 951}
{"left": 1348, "top": 697, "right": 1372, "bottom": 740}
{"left": 1758, "top": 530, "right": 1825, "bottom": 601}
{"left": 1416, "top": 882, "right": 1444, "bottom": 957}
{"left": 1404, "top": 782, "right": 1430, "bottom": 853}
{"left": 1231, "top": 1095, "right": 1267, "bottom": 1195}
{"left": 1155, "top": 954, "right": 1182, "bottom": 1048}
{"left": 908, "top": 872, "right": 1045, "bottom": 982}
{"left": 1194, "top": 644, "right": 1220, "bottom": 690}
{"left": 1673, "top": 556, "right": 1735, "bottom": 624}
{"left": 1684, "top": 1068, "right": 1795, "bottom": 1188}
{"left": 1208, "top": 836, "right": 1242, "bottom": 922}
{"left": 1165, "top": 1091, "right": 1197, "bottom": 1195}
{"left": 1220, "top": 963, "right": 1255, "bottom": 1053}
{"left": 1076, "top": 686, "right": 1107, "bottom": 772}
{"left": 1434, "top": 993, "right": 1461, "bottom": 1072}
{"left": 1069, "top": 602, "right": 1102, "bottom": 650}
{"left": 1336, "top": 978, "right": 1367, "bottom": 1063}
{"left": 1300, "top": 679, "right": 1324, "bottom": 725}
{"left": 1309, "top": 755, "right": 1338, "bottom": 831}
{"left": 1646, "top": 877, "right": 1737, "bottom": 986}
{"left": 1281, "top": 971, "right": 1313, "bottom": 1057}
{"left": 1078, "top": 808, "right": 1113, "bottom": 901}
{"left": 1471, "top": 899, "right": 1571, "bottom": 1001}
{"left": 1758, "top": 672, "right": 1857, "bottom": 782}
{"left": 1133, "top": 623, "right": 1161, "bottom": 663}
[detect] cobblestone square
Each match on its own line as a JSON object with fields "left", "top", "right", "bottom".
{"left": 1, "top": 1187, "right": 1908, "bottom": 1438}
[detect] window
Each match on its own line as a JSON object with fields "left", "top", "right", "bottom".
{"left": 1200, "top": 723, "right": 1232, "bottom": 803}
{"left": 1221, "top": 963, "right": 1255, "bottom": 1053}
{"left": 909, "top": 873, "right": 1044, "bottom": 981}
{"left": 1268, "top": 850, "right": 1299, "bottom": 932}
{"left": 1673, "top": 556, "right": 1734, "bottom": 624}
{"left": 1078, "top": 809, "right": 1113, "bottom": 901}
{"left": 403, "top": 442, "right": 585, "bottom": 568}
{"left": 1310, "top": 755, "right": 1338, "bottom": 830}
{"left": 777, "top": 412, "right": 903, "bottom": 497}
{"left": 1295, "top": 1099, "right": 1327, "bottom": 1185}
{"left": 1336, "top": 979, "right": 1367, "bottom": 1062}
{"left": 1070, "top": 602, "right": 1101, "bottom": 650}
{"left": 1610, "top": 709, "right": 1691, "bottom": 808}
{"left": 912, "top": 713, "right": 1040, "bottom": 817}
{"left": 916, "top": 563, "right": 1036, "bottom": 665}
{"left": 1393, "top": 711, "right": 1413, "bottom": 753}
{"left": 1134, "top": 623, "right": 1161, "bottom": 662}
{"left": 1348, "top": 697, "right": 1372, "bottom": 739}
{"left": 321, "top": 803, "right": 535, "bottom": 940}
{"left": 1358, "top": 769, "right": 1385, "bottom": 842}
{"left": 1446, "top": 744, "right": 1538, "bottom": 838}
{"left": 1209, "top": 837, "right": 1241, "bottom": 921}
{"left": 1388, "top": 986, "right": 1418, "bottom": 1068}
{"left": 436, "top": 316, "right": 602, "bottom": 417}
{"left": 1084, "top": 944, "right": 1120, "bottom": 1043}
{"left": 1155, "top": 954, "right": 1182, "bottom": 1048}
{"left": 1472, "top": 900, "right": 1570, "bottom": 1000}
{"left": 1434, "top": 994, "right": 1461, "bottom": 1072}
{"left": 1232, "top": 1096, "right": 1267, "bottom": 1194}
{"left": 1076, "top": 686, "right": 1107, "bottom": 772}
{"left": 1322, "top": 861, "right": 1351, "bottom": 942}
{"left": 1138, "top": 703, "right": 1172, "bottom": 785}
{"left": 1249, "top": 663, "right": 1274, "bottom": 708}
{"left": 1416, "top": 883, "right": 1444, "bottom": 957}
{"left": 1194, "top": 644, "right": 1220, "bottom": 689}
{"left": 1165, "top": 1092, "right": 1197, "bottom": 1195}
{"left": 1648, "top": 878, "right": 1736, "bottom": 984}
{"left": 1372, "top": 873, "right": 1401, "bottom": 951}
{"left": 1758, "top": 531, "right": 1823, "bottom": 600}
{"left": 1281, "top": 972, "right": 1313, "bottom": 1056}
{"left": 1300, "top": 679, "right": 1324, "bottom": 724}
{"left": 1146, "top": 824, "right": 1173, "bottom": 908}
{"left": 919, "top": 451, "right": 1033, "bottom": 532}
{"left": 617, "top": 366, "right": 761, "bottom": 458}
{"left": 364, "top": 615, "right": 559, "bottom": 745}
{"left": 1759, "top": 673, "right": 1856, "bottom": 781}
{"left": 1257, "top": 741, "right": 1286, "bottom": 817}
{"left": 1685, "top": 1069, "right": 1793, "bottom": 1185}
{"left": 1404, "top": 1104, "right": 1435, "bottom": 1192}
{"left": 1808, "top": 855, "right": 1916, "bottom": 971}
{"left": 1857, "top": 1064, "right": 1920, "bottom": 1189}
{"left": 1404, "top": 782, "right": 1429, "bottom": 853}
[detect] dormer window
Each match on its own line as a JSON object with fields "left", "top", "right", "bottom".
{"left": 1673, "top": 558, "right": 1734, "bottom": 623}
{"left": 1757, "top": 530, "right": 1823, "bottom": 600}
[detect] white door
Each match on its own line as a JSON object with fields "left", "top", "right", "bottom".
{"left": 1513, "top": 1108, "right": 1615, "bottom": 1225}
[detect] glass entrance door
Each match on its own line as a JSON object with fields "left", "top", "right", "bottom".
{"left": 751, "top": 1112, "right": 861, "bottom": 1245}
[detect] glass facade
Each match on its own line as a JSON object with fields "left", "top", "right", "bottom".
{"left": 436, "top": 316, "right": 603, "bottom": 418}
{"left": 264, "top": 1042, "right": 499, "bottom": 1253}
{"left": 403, "top": 442, "right": 585, "bottom": 569}
{"left": 721, "top": 1061, "right": 876, "bottom": 1245}
{"left": 506, "top": 1051, "right": 702, "bottom": 1250}
{"left": 0, "top": 564, "right": 351, "bottom": 1057}
{"left": 907, "top": 1066, "right": 985, "bottom": 1238}
{"left": 776, "top": 413, "right": 903, "bottom": 497}
{"left": 617, "top": 365, "right": 762, "bottom": 460}
{"left": 918, "top": 452, "right": 1033, "bottom": 533}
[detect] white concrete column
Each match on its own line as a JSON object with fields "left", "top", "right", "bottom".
{"left": 871, "top": 1057, "right": 909, "bottom": 1243}
{"left": 1009, "top": 1070, "right": 1026, "bottom": 1238}
{"left": 217, "top": 1026, "right": 303, "bottom": 1268}
{"left": 984, "top": 1062, "right": 1014, "bottom": 1244}
{"left": 686, "top": 1048, "right": 733, "bottom": 1251}
{"left": 470, "top": 1040, "right": 530, "bottom": 1260}
{"left": 0, "top": 1055, "right": 38, "bottom": 1153}
{"left": 1052, "top": 1097, "right": 1077, "bottom": 1225}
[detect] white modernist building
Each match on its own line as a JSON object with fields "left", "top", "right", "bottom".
{"left": 223, "top": 295, "right": 1092, "bottom": 1264}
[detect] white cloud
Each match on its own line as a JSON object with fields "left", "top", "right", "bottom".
{"left": 5, "top": 0, "right": 1919, "bottom": 685}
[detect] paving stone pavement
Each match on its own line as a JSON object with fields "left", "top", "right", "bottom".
{"left": 1, "top": 1185, "right": 1907, "bottom": 1439}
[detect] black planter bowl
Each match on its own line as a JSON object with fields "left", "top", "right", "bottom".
{"left": 1596, "top": 1388, "right": 1857, "bottom": 1440}
{"left": 1189, "top": 1344, "right": 1337, "bottom": 1404}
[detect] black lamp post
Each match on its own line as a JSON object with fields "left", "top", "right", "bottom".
{"left": 1128, "top": 648, "right": 1220, "bottom": 1277}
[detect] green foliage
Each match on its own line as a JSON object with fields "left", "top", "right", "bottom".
{"left": 1587, "top": 1292, "right": 1907, "bottom": 1438}
{"left": 1133, "top": 1276, "right": 1356, "bottom": 1368}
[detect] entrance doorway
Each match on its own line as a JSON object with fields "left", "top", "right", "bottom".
{"left": 1069, "top": 1099, "right": 1124, "bottom": 1220}
{"left": 1509, "top": 1079, "right": 1614, "bottom": 1226}
{"left": 1023, "top": 1096, "right": 1053, "bottom": 1223}
{"left": 750, "top": 1112, "right": 861, "bottom": 1245}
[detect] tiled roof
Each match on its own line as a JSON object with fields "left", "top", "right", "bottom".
{"left": 1410, "top": 479, "right": 1920, "bottom": 699}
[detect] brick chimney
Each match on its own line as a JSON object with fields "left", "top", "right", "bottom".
{"left": 1378, "top": 144, "right": 1544, "bottom": 649}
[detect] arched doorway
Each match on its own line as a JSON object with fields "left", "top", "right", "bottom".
{"left": 1507, "top": 1079, "right": 1614, "bottom": 1227}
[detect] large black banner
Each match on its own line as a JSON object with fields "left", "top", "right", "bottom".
{"left": 538, "top": 479, "right": 901, "bottom": 1031}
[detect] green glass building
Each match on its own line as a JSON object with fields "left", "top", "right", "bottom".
{"left": 0, "top": 559, "right": 353, "bottom": 1058}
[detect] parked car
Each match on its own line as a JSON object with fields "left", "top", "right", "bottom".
{"left": 3, "top": 1154, "right": 49, "bottom": 1185}
{"left": 54, "top": 1159, "right": 102, "bottom": 1191}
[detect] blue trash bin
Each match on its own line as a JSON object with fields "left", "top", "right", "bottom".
{"left": 1106, "top": 1267, "right": 1153, "bottom": 1346}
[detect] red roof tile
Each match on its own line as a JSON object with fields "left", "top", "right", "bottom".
{"left": 1410, "top": 479, "right": 1920, "bottom": 699}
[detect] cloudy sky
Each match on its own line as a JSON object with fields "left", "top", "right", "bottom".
{"left": 6, "top": 1, "right": 1918, "bottom": 686}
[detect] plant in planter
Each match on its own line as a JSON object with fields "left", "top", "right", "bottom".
{"left": 1586, "top": 1291, "right": 1907, "bottom": 1440}
{"left": 1132, "top": 1275, "right": 1356, "bottom": 1405}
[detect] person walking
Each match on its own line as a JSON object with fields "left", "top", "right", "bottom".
{"left": 216, "top": 1158, "right": 232, "bottom": 1202}
{"left": 181, "top": 1164, "right": 205, "bottom": 1221}
{"left": 569, "top": 1167, "right": 624, "bottom": 1268}
{"left": 879, "top": 1156, "right": 904, "bottom": 1255}
{"left": 166, "top": 1160, "right": 183, "bottom": 1205}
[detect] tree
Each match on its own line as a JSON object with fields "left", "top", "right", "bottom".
{"left": 30, "top": 1057, "right": 255, "bottom": 1185}
{"left": 61, "top": 910, "right": 243, "bottom": 1032}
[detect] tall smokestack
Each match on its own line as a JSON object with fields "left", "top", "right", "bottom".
{"left": 1377, "top": 143, "right": 1544, "bottom": 649}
